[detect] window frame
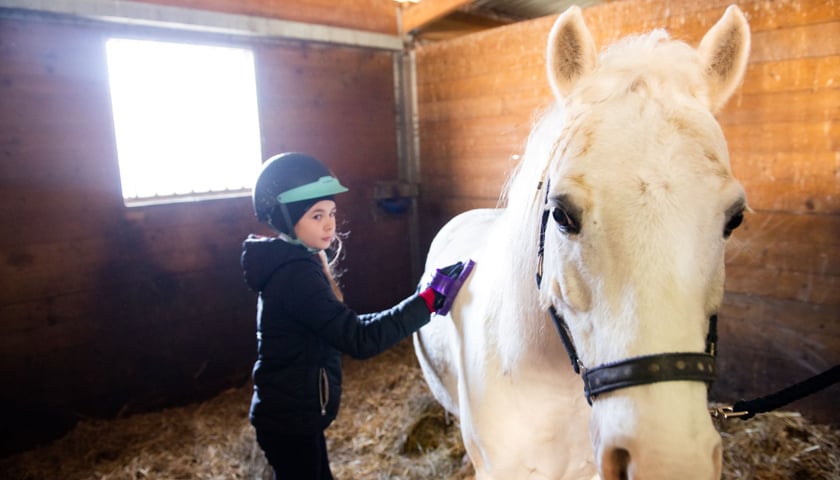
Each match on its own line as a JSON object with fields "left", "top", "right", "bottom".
{"left": 105, "top": 35, "right": 263, "bottom": 207}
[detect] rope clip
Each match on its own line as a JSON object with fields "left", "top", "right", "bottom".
{"left": 708, "top": 405, "right": 750, "bottom": 419}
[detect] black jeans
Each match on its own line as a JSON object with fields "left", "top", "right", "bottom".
{"left": 256, "top": 429, "right": 334, "bottom": 480}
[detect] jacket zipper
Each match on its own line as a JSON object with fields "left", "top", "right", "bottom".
{"left": 319, "top": 367, "right": 329, "bottom": 416}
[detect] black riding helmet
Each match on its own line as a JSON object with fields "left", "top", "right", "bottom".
{"left": 252, "top": 153, "right": 348, "bottom": 235}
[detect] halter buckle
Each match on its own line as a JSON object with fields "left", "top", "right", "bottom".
{"left": 708, "top": 405, "right": 749, "bottom": 419}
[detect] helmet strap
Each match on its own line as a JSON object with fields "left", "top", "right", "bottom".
{"left": 278, "top": 202, "right": 296, "bottom": 237}
{"left": 274, "top": 202, "right": 322, "bottom": 253}
{"left": 278, "top": 232, "right": 320, "bottom": 253}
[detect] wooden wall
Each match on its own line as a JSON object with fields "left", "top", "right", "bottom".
{"left": 414, "top": 0, "right": 840, "bottom": 424}
{"left": 135, "top": 0, "right": 399, "bottom": 34}
{"left": 0, "top": 12, "right": 409, "bottom": 454}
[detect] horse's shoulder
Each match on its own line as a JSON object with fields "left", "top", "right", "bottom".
{"left": 435, "top": 208, "right": 500, "bottom": 241}
{"left": 448, "top": 208, "right": 502, "bottom": 226}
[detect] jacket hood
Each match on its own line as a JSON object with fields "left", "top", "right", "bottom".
{"left": 241, "top": 234, "right": 312, "bottom": 292}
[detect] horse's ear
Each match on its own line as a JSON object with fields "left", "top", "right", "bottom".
{"left": 698, "top": 5, "right": 751, "bottom": 112}
{"left": 546, "top": 5, "right": 597, "bottom": 100}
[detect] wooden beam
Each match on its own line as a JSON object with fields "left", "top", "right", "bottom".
{"left": 400, "top": 0, "right": 473, "bottom": 34}
{"left": 0, "top": 0, "right": 402, "bottom": 50}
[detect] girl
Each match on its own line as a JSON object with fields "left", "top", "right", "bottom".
{"left": 241, "top": 152, "right": 471, "bottom": 479}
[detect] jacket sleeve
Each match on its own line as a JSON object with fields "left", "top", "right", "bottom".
{"left": 279, "top": 260, "right": 432, "bottom": 359}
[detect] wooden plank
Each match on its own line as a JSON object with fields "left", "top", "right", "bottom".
{"left": 724, "top": 122, "right": 839, "bottom": 153}
{"left": 400, "top": 0, "right": 473, "bottom": 34}
{"left": 750, "top": 21, "right": 840, "bottom": 64}
{"left": 2, "top": 299, "right": 254, "bottom": 413}
{"left": 582, "top": 0, "right": 840, "bottom": 45}
{"left": 727, "top": 210, "right": 840, "bottom": 250}
{"left": 732, "top": 151, "right": 840, "bottom": 215}
{"left": 420, "top": 86, "right": 833, "bottom": 130}
{"left": 255, "top": 42, "right": 397, "bottom": 78}
{"left": 415, "top": 24, "right": 548, "bottom": 83}
{"left": 0, "top": 217, "right": 249, "bottom": 304}
{"left": 718, "top": 88, "right": 840, "bottom": 125}
{"left": 0, "top": 191, "right": 254, "bottom": 249}
{"left": 0, "top": 142, "right": 119, "bottom": 188}
{"left": 420, "top": 177, "right": 509, "bottom": 205}
{"left": 739, "top": 56, "right": 840, "bottom": 95}
{"left": 418, "top": 89, "right": 549, "bottom": 121}
{"left": 608, "top": 0, "right": 840, "bottom": 47}
{"left": 423, "top": 150, "right": 520, "bottom": 179}
{"left": 420, "top": 111, "right": 532, "bottom": 137}
{"left": 417, "top": 67, "right": 551, "bottom": 103}
{"left": 736, "top": 0, "right": 840, "bottom": 31}
{"left": 0, "top": 19, "right": 110, "bottom": 78}
{"left": 724, "top": 211, "right": 840, "bottom": 287}
{"left": 725, "top": 265, "right": 838, "bottom": 306}
{"left": 727, "top": 238, "right": 840, "bottom": 279}
{"left": 133, "top": 0, "right": 398, "bottom": 34}
{"left": 418, "top": 129, "right": 529, "bottom": 164}
{"left": 0, "top": 264, "right": 252, "bottom": 343}
{"left": 415, "top": 9, "right": 511, "bottom": 42}
{"left": 721, "top": 292, "right": 839, "bottom": 342}
{"left": 0, "top": 189, "right": 124, "bottom": 247}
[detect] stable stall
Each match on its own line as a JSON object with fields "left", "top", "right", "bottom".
{"left": 0, "top": 0, "right": 837, "bottom": 477}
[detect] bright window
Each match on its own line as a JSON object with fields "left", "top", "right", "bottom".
{"left": 105, "top": 38, "right": 262, "bottom": 204}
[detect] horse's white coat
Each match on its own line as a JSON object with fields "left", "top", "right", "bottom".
{"left": 414, "top": 5, "right": 750, "bottom": 480}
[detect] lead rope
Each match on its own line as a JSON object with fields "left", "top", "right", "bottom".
{"left": 711, "top": 364, "right": 840, "bottom": 420}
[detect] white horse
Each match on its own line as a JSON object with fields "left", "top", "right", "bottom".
{"left": 414, "top": 5, "right": 750, "bottom": 480}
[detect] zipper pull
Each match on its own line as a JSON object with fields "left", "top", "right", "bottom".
{"left": 319, "top": 367, "right": 329, "bottom": 416}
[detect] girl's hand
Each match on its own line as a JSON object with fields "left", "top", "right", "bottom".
{"left": 421, "top": 259, "right": 475, "bottom": 315}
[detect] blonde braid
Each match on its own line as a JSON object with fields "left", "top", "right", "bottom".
{"left": 318, "top": 248, "right": 344, "bottom": 302}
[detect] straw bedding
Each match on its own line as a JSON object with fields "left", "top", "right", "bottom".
{"left": 2, "top": 339, "right": 837, "bottom": 479}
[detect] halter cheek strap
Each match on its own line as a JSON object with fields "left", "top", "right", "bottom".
{"left": 535, "top": 179, "right": 551, "bottom": 288}
{"left": 535, "top": 180, "right": 718, "bottom": 405}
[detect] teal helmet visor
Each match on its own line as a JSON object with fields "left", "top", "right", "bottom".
{"left": 277, "top": 175, "right": 348, "bottom": 204}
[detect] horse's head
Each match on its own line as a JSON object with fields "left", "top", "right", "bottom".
{"left": 535, "top": 5, "right": 750, "bottom": 479}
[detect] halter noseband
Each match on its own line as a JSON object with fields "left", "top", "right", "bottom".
{"left": 535, "top": 180, "right": 717, "bottom": 405}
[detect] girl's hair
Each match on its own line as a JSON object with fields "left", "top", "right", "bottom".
{"left": 319, "top": 236, "right": 345, "bottom": 302}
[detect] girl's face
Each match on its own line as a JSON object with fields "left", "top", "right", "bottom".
{"left": 294, "top": 199, "right": 337, "bottom": 251}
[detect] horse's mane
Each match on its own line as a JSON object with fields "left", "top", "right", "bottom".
{"left": 483, "top": 103, "right": 564, "bottom": 370}
{"left": 486, "top": 29, "right": 709, "bottom": 369}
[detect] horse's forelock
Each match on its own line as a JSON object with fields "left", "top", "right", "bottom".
{"left": 586, "top": 30, "right": 708, "bottom": 107}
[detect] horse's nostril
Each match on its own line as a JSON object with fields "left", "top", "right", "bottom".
{"left": 605, "top": 447, "right": 630, "bottom": 480}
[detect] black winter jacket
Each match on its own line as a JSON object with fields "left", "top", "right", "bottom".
{"left": 241, "top": 235, "right": 431, "bottom": 434}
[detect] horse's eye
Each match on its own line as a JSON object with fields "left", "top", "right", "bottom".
{"left": 552, "top": 207, "right": 580, "bottom": 234}
{"left": 723, "top": 211, "right": 744, "bottom": 238}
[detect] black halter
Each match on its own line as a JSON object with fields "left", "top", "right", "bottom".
{"left": 535, "top": 181, "right": 717, "bottom": 405}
